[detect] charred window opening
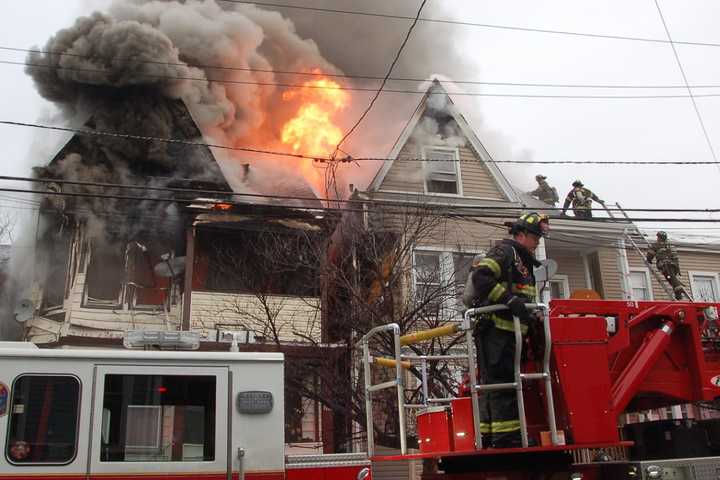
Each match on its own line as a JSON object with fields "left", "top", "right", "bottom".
{"left": 198, "top": 229, "right": 319, "bottom": 297}
{"left": 84, "top": 241, "right": 124, "bottom": 308}
{"left": 81, "top": 223, "right": 185, "bottom": 310}
{"left": 40, "top": 227, "right": 72, "bottom": 311}
{"left": 126, "top": 243, "right": 173, "bottom": 308}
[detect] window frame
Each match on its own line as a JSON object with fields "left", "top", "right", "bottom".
{"left": 412, "top": 248, "right": 481, "bottom": 320}
{"left": 5, "top": 373, "right": 82, "bottom": 466}
{"left": 421, "top": 145, "right": 463, "bottom": 197}
{"left": 689, "top": 271, "right": 720, "bottom": 302}
{"left": 628, "top": 268, "right": 654, "bottom": 301}
{"left": 90, "top": 365, "right": 228, "bottom": 475}
{"left": 548, "top": 274, "right": 570, "bottom": 300}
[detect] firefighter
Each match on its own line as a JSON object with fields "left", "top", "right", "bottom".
{"left": 646, "top": 231, "right": 687, "bottom": 300}
{"left": 561, "top": 180, "right": 604, "bottom": 219}
{"left": 464, "top": 212, "right": 549, "bottom": 448}
{"left": 529, "top": 174, "right": 559, "bottom": 206}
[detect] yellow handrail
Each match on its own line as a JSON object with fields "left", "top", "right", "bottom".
{"left": 372, "top": 356, "right": 413, "bottom": 370}
{"left": 399, "top": 324, "right": 460, "bottom": 346}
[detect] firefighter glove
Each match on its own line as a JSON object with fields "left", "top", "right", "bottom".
{"left": 506, "top": 295, "right": 531, "bottom": 323}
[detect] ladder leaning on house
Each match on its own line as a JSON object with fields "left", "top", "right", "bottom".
{"left": 601, "top": 202, "right": 692, "bottom": 301}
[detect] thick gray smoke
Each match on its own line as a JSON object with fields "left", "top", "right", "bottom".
{"left": 28, "top": 0, "right": 474, "bottom": 201}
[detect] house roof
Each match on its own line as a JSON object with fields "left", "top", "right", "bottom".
{"left": 366, "top": 80, "right": 518, "bottom": 202}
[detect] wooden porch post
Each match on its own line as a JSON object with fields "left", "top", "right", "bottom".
{"left": 182, "top": 225, "right": 195, "bottom": 331}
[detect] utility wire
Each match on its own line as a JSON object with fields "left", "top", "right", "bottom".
{"left": 653, "top": 0, "right": 720, "bottom": 175}
{"left": 4, "top": 120, "right": 720, "bottom": 165}
{"left": 17, "top": 60, "right": 720, "bottom": 98}
{"left": 222, "top": 0, "right": 720, "bottom": 50}
{"left": 7, "top": 45, "right": 720, "bottom": 90}
{"left": 5, "top": 185, "right": 720, "bottom": 222}
{"left": 6, "top": 174, "right": 720, "bottom": 213}
{"left": 19, "top": 59, "right": 720, "bottom": 97}
{"left": 333, "top": 0, "right": 428, "bottom": 156}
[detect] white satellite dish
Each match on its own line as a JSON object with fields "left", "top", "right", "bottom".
{"left": 153, "top": 257, "right": 186, "bottom": 278}
{"left": 14, "top": 299, "right": 34, "bottom": 323}
{"left": 534, "top": 259, "right": 558, "bottom": 283}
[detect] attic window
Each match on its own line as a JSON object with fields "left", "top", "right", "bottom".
{"left": 422, "top": 146, "right": 461, "bottom": 195}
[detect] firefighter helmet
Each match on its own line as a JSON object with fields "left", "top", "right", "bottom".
{"left": 572, "top": 180, "right": 583, "bottom": 187}
{"left": 657, "top": 231, "right": 668, "bottom": 241}
{"left": 507, "top": 212, "right": 549, "bottom": 237}
{"left": 535, "top": 174, "right": 547, "bottom": 181}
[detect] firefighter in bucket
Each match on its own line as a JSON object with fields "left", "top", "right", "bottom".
{"left": 463, "top": 212, "right": 549, "bottom": 448}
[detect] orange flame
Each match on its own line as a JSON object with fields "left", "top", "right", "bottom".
{"left": 281, "top": 72, "right": 349, "bottom": 159}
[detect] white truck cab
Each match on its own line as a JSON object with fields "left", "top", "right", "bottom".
{"left": 0, "top": 340, "right": 370, "bottom": 480}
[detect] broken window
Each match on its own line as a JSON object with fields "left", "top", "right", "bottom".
{"left": 201, "top": 230, "right": 319, "bottom": 297}
{"left": 84, "top": 241, "right": 124, "bottom": 308}
{"left": 41, "top": 228, "right": 72, "bottom": 310}
{"left": 126, "top": 244, "right": 172, "bottom": 308}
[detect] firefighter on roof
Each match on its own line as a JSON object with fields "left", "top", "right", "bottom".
{"left": 529, "top": 174, "right": 559, "bottom": 206}
{"left": 463, "top": 212, "right": 549, "bottom": 448}
{"left": 647, "top": 231, "right": 687, "bottom": 300}
{"left": 561, "top": 180, "right": 604, "bottom": 219}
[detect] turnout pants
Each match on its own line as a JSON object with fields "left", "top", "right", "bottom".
{"left": 476, "top": 323, "right": 521, "bottom": 445}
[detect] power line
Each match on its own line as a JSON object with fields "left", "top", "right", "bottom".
{"left": 8, "top": 45, "right": 720, "bottom": 90}
{"left": 334, "top": 0, "right": 428, "bottom": 155}
{"left": 4, "top": 120, "right": 720, "bottom": 165}
{"left": 0, "top": 120, "right": 325, "bottom": 161}
{"left": 17, "top": 59, "right": 720, "bottom": 95}
{"left": 653, "top": 0, "right": 720, "bottom": 176}
{"left": 6, "top": 185, "right": 720, "bottom": 222}
{"left": 6, "top": 174, "right": 720, "bottom": 213}
{"left": 221, "top": 0, "right": 720, "bottom": 50}
{"left": 17, "top": 60, "right": 720, "bottom": 99}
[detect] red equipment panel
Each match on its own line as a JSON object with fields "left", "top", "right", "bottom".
{"left": 550, "top": 299, "right": 720, "bottom": 444}
{"left": 417, "top": 407, "right": 453, "bottom": 453}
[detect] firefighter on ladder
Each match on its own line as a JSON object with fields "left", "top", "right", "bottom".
{"left": 646, "top": 231, "right": 687, "bottom": 300}
{"left": 463, "top": 212, "right": 549, "bottom": 448}
{"left": 561, "top": 180, "right": 604, "bottom": 219}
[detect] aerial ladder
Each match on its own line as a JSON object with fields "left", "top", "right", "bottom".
{"left": 603, "top": 201, "right": 692, "bottom": 301}
{"left": 361, "top": 299, "right": 720, "bottom": 479}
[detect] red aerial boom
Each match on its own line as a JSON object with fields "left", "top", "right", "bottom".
{"left": 361, "top": 299, "right": 720, "bottom": 479}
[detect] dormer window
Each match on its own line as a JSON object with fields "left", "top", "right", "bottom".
{"left": 422, "top": 146, "right": 461, "bottom": 195}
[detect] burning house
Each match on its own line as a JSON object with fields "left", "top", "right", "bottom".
{"left": 16, "top": 1, "right": 363, "bottom": 452}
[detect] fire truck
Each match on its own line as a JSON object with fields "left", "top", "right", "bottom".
{"left": 0, "top": 332, "right": 371, "bottom": 480}
{"left": 361, "top": 300, "right": 720, "bottom": 479}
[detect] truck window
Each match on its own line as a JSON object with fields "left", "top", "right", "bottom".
{"left": 5, "top": 375, "right": 80, "bottom": 465}
{"left": 101, "top": 374, "right": 216, "bottom": 462}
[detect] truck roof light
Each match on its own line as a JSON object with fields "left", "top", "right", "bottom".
{"left": 124, "top": 330, "right": 200, "bottom": 350}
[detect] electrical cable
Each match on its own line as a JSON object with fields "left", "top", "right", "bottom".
{"left": 16, "top": 60, "right": 720, "bottom": 98}
{"left": 217, "top": 0, "right": 720, "bottom": 51}
{"left": 7, "top": 45, "right": 720, "bottom": 90}
{"left": 4, "top": 173, "right": 720, "bottom": 213}
{"left": 3, "top": 120, "right": 720, "bottom": 165}
{"left": 333, "top": 0, "right": 428, "bottom": 155}
{"left": 4, "top": 185, "right": 720, "bottom": 222}
{"left": 653, "top": 0, "right": 720, "bottom": 176}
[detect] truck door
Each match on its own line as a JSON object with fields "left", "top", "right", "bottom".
{"left": 88, "top": 365, "right": 230, "bottom": 480}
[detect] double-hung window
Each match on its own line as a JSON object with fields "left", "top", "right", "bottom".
{"left": 629, "top": 269, "right": 653, "bottom": 301}
{"left": 413, "top": 250, "right": 479, "bottom": 320}
{"left": 422, "top": 146, "right": 461, "bottom": 195}
{"left": 689, "top": 272, "right": 720, "bottom": 301}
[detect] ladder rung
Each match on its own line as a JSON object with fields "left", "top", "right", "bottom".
{"left": 521, "top": 372, "right": 549, "bottom": 380}
{"left": 476, "top": 382, "right": 517, "bottom": 391}
{"left": 368, "top": 380, "right": 398, "bottom": 392}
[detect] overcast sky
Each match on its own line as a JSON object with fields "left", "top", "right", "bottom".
{"left": 1, "top": 0, "right": 719, "bottom": 241}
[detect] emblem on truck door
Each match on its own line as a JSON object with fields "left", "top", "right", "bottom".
{"left": 0, "top": 383, "right": 7, "bottom": 416}
{"left": 236, "top": 391, "right": 274, "bottom": 414}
